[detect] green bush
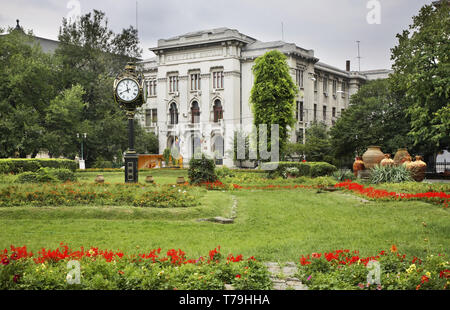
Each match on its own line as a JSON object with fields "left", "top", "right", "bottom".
{"left": 215, "top": 166, "right": 236, "bottom": 179}
{"left": 264, "top": 161, "right": 336, "bottom": 178}
{"left": 92, "top": 157, "right": 114, "bottom": 169}
{"left": 332, "top": 169, "right": 355, "bottom": 182}
{"left": 0, "top": 159, "right": 77, "bottom": 174}
{"left": 14, "top": 168, "right": 76, "bottom": 184}
{"left": 15, "top": 172, "right": 38, "bottom": 183}
{"left": 188, "top": 154, "right": 217, "bottom": 184}
{"left": 370, "top": 165, "right": 413, "bottom": 184}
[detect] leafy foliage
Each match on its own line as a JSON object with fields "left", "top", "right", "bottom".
{"left": 390, "top": 3, "right": 450, "bottom": 152}
{"left": 250, "top": 50, "right": 297, "bottom": 156}
{"left": 330, "top": 79, "right": 415, "bottom": 160}
{"left": 188, "top": 154, "right": 217, "bottom": 184}
{"left": 370, "top": 165, "right": 413, "bottom": 184}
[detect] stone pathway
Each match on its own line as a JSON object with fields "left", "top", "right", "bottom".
{"left": 264, "top": 262, "right": 308, "bottom": 290}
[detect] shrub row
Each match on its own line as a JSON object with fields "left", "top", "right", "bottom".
{"left": 15, "top": 168, "right": 77, "bottom": 183}
{"left": 0, "top": 183, "right": 201, "bottom": 208}
{"left": 0, "top": 159, "right": 77, "bottom": 174}
{"left": 263, "top": 161, "right": 337, "bottom": 178}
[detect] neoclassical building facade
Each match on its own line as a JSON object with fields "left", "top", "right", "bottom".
{"left": 138, "top": 28, "right": 391, "bottom": 167}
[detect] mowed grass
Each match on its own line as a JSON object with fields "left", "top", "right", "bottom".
{"left": 75, "top": 169, "right": 188, "bottom": 185}
{"left": 0, "top": 171, "right": 449, "bottom": 261}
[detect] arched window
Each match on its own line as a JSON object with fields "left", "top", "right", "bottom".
{"left": 213, "top": 99, "right": 223, "bottom": 123}
{"left": 191, "top": 101, "right": 200, "bottom": 123}
{"left": 169, "top": 103, "right": 178, "bottom": 125}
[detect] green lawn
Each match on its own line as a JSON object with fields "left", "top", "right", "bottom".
{"left": 0, "top": 170, "right": 448, "bottom": 261}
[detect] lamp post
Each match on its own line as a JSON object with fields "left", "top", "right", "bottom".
{"left": 76, "top": 133, "right": 87, "bottom": 169}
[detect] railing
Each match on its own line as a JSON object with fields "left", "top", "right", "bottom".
{"left": 428, "top": 160, "right": 450, "bottom": 174}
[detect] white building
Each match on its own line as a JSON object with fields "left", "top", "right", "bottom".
{"left": 138, "top": 27, "right": 392, "bottom": 167}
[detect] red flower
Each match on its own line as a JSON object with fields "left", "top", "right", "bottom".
{"left": 439, "top": 270, "right": 450, "bottom": 279}
{"left": 13, "top": 274, "right": 20, "bottom": 283}
{"left": 1, "top": 257, "right": 9, "bottom": 265}
{"left": 235, "top": 274, "right": 241, "bottom": 278}
{"left": 421, "top": 275, "right": 429, "bottom": 284}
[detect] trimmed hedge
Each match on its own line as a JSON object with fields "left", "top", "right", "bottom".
{"left": 0, "top": 159, "right": 77, "bottom": 174}
{"left": 263, "top": 161, "right": 337, "bottom": 178}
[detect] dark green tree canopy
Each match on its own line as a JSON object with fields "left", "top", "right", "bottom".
{"left": 330, "top": 79, "right": 415, "bottom": 160}
{"left": 390, "top": 3, "right": 450, "bottom": 152}
{"left": 250, "top": 50, "right": 298, "bottom": 155}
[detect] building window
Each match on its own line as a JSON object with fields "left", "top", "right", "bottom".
{"left": 332, "top": 80, "right": 337, "bottom": 96}
{"left": 147, "top": 79, "right": 157, "bottom": 96}
{"left": 295, "top": 69, "right": 304, "bottom": 88}
{"left": 332, "top": 107, "right": 336, "bottom": 125}
{"left": 313, "top": 104, "right": 317, "bottom": 121}
{"left": 169, "top": 103, "right": 178, "bottom": 124}
{"left": 213, "top": 99, "right": 223, "bottom": 123}
{"left": 323, "top": 106, "right": 327, "bottom": 121}
{"left": 314, "top": 75, "right": 318, "bottom": 92}
{"left": 323, "top": 77, "right": 328, "bottom": 95}
{"left": 296, "top": 101, "right": 304, "bottom": 121}
{"left": 212, "top": 71, "right": 224, "bottom": 89}
{"left": 190, "top": 73, "right": 201, "bottom": 91}
{"left": 341, "top": 81, "right": 346, "bottom": 96}
{"left": 169, "top": 75, "right": 179, "bottom": 93}
{"left": 146, "top": 109, "right": 158, "bottom": 126}
{"left": 191, "top": 101, "right": 200, "bottom": 123}
{"left": 145, "top": 109, "right": 152, "bottom": 127}
{"left": 151, "top": 108, "right": 157, "bottom": 123}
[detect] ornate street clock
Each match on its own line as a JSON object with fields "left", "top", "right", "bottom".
{"left": 113, "top": 62, "right": 146, "bottom": 183}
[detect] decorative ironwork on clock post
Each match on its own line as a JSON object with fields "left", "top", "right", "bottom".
{"left": 113, "top": 62, "right": 147, "bottom": 183}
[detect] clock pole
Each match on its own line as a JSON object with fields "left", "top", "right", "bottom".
{"left": 113, "top": 62, "right": 146, "bottom": 183}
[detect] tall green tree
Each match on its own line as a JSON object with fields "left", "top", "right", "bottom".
{"left": 390, "top": 3, "right": 450, "bottom": 153}
{"left": 0, "top": 28, "right": 58, "bottom": 157}
{"left": 250, "top": 50, "right": 297, "bottom": 157}
{"left": 43, "top": 84, "right": 87, "bottom": 158}
{"left": 303, "top": 122, "right": 334, "bottom": 163}
{"left": 55, "top": 10, "right": 144, "bottom": 166}
{"left": 330, "top": 79, "right": 415, "bottom": 161}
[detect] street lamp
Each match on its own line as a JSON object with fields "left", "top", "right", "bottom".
{"left": 76, "top": 133, "right": 87, "bottom": 169}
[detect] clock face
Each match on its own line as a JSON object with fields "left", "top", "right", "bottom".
{"left": 116, "top": 78, "right": 140, "bottom": 102}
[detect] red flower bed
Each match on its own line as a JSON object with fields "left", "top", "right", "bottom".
{"left": 0, "top": 243, "right": 255, "bottom": 266}
{"left": 334, "top": 181, "right": 449, "bottom": 208}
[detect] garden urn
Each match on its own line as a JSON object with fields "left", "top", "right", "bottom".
{"left": 380, "top": 154, "right": 394, "bottom": 167}
{"left": 362, "top": 146, "right": 384, "bottom": 169}
{"left": 145, "top": 175, "right": 154, "bottom": 183}
{"left": 393, "top": 148, "right": 410, "bottom": 166}
{"left": 95, "top": 174, "right": 105, "bottom": 183}
{"left": 409, "top": 155, "right": 427, "bottom": 182}
{"left": 402, "top": 155, "right": 413, "bottom": 169}
{"left": 352, "top": 156, "right": 365, "bottom": 177}
{"left": 176, "top": 176, "right": 186, "bottom": 184}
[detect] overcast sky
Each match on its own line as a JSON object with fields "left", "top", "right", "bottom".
{"left": 0, "top": 0, "right": 433, "bottom": 71}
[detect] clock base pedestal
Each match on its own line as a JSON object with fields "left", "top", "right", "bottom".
{"left": 124, "top": 152, "right": 138, "bottom": 183}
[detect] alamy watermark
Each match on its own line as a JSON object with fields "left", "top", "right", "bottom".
{"left": 66, "top": 0, "right": 81, "bottom": 24}
{"left": 366, "top": 0, "right": 381, "bottom": 24}
{"left": 66, "top": 260, "right": 81, "bottom": 284}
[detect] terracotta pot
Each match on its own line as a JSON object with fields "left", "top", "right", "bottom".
{"left": 145, "top": 175, "right": 154, "bottom": 183}
{"left": 176, "top": 176, "right": 186, "bottom": 184}
{"left": 409, "top": 155, "right": 427, "bottom": 182}
{"left": 393, "top": 148, "right": 410, "bottom": 166}
{"left": 352, "top": 156, "right": 365, "bottom": 177}
{"left": 362, "top": 146, "right": 384, "bottom": 169}
{"left": 380, "top": 154, "right": 394, "bottom": 167}
{"left": 95, "top": 174, "right": 104, "bottom": 183}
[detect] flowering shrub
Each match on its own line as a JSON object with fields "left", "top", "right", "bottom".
{"left": 0, "top": 244, "right": 272, "bottom": 290}
{"left": 335, "top": 181, "right": 450, "bottom": 208}
{"left": 297, "top": 246, "right": 449, "bottom": 290}
{"left": 132, "top": 187, "right": 198, "bottom": 208}
{"left": 0, "top": 183, "right": 201, "bottom": 208}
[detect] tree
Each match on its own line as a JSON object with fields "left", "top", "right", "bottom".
{"left": 330, "top": 79, "right": 415, "bottom": 161}
{"left": 43, "top": 84, "right": 87, "bottom": 158}
{"left": 250, "top": 50, "right": 297, "bottom": 157}
{"left": 0, "top": 28, "right": 58, "bottom": 158}
{"left": 55, "top": 10, "right": 144, "bottom": 166}
{"left": 390, "top": 3, "right": 450, "bottom": 153}
{"left": 303, "top": 122, "right": 334, "bottom": 163}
